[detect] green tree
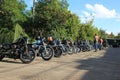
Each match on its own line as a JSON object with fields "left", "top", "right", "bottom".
{"left": 78, "top": 19, "right": 96, "bottom": 41}
{"left": 115, "top": 32, "right": 120, "bottom": 39}
{"left": 0, "top": 0, "right": 27, "bottom": 29}
{"left": 0, "top": 0, "right": 27, "bottom": 43}
{"left": 98, "top": 28, "right": 107, "bottom": 39}
{"left": 0, "top": 28, "right": 14, "bottom": 43}
{"left": 31, "top": 0, "right": 80, "bottom": 39}
{"left": 13, "top": 24, "right": 28, "bottom": 42}
{"left": 108, "top": 32, "right": 115, "bottom": 38}
{"left": 0, "top": 24, "right": 28, "bottom": 43}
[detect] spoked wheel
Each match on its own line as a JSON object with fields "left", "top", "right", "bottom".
{"left": 78, "top": 47, "right": 81, "bottom": 53}
{"left": 54, "top": 47, "right": 62, "bottom": 57}
{"left": 0, "top": 54, "right": 5, "bottom": 61}
{"left": 61, "top": 46, "right": 68, "bottom": 56}
{"left": 20, "top": 49, "right": 36, "bottom": 64}
{"left": 87, "top": 46, "right": 91, "bottom": 51}
{"left": 81, "top": 46, "right": 87, "bottom": 52}
{"left": 73, "top": 47, "right": 77, "bottom": 54}
{"left": 67, "top": 46, "right": 74, "bottom": 55}
{"left": 41, "top": 46, "right": 53, "bottom": 61}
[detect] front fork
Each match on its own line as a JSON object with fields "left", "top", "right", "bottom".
{"left": 43, "top": 42, "right": 48, "bottom": 54}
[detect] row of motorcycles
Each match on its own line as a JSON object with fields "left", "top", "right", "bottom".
{"left": 0, "top": 36, "right": 92, "bottom": 64}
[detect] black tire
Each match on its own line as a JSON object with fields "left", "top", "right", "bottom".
{"left": 41, "top": 46, "right": 53, "bottom": 61}
{"left": 78, "top": 46, "right": 82, "bottom": 52}
{"left": 81, "top": 46, "right": 87, "bottom": 52}
{"left": 87, "top": 46, "right": 91, "bottom": 51}
{"left": 20, "top": 49, "right": 36, "bottom": 64}
{"left": 54, "top": 47, "right": 62, "bottom": 57}
{"left": 61, "top": 46, "right": 68, "bottom": 56}
{"left": 76, "top": 47, "right": 81, "bottom": 53}
{"left": 73, "top": 47, "right": 78, "bottom": 54}
{"left": 67, "top": 46, "right": 73, "bottom": 55}
{"left": 0, "top": 54, "right": 5, "bottom": 61}
{"left": 78, "top": 48, "right": 81, "bottom": 53}
{"left": 73, "top": 47, "right": 80, "bottom": 54}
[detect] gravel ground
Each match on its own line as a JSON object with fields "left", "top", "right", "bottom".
{"left": 0, "top": 47, "right": 120, "bottom": 80}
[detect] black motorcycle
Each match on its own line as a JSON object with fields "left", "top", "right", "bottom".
{"left": 48, "top": 39, "right": 62, "bottom": 57}
{"left": 0, "top": 36, "right": 36, "bottom": 63}
{"left": 59, "top": 43, "right": 73, "bottom": 55}
{"left": 80, "top": 41, "right": 91, "bottom": 52}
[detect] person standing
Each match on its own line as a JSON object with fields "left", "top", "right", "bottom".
{"left": 94, "top": 33, "right": 99, "bottom": 52}
{"left": 98, "top": 37, "right": 103, "bottom": 50}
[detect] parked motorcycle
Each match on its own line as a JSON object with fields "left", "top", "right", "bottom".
{"left": 72, "top": 42, "right": 81, "bottom": 54}
{"left": 31, "top": 37, "right": 53, "bottom": 61}
{"left": 80, "top": 40, "right": 91, "bottom": 52}
{"left": 0, "top": 36, "right": 36, "bottom": 63}
{"left": 58, "top": 43, "right": 74, "bottom": 55}
{"left": 48, "top": 39, "right": 62, "bottom": 57}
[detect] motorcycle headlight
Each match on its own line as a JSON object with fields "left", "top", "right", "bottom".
{"left": 32, "top": 44, "right": 37, "bottom": 48}
{"left": 0, "top": 45, "right": 2, "bottom": 48}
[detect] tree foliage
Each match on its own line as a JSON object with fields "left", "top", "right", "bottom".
{"left": 98, "top": 28, "right": 107, "bottom": 39}
{"left": 0, "top": 0, "right": 27, "bottom": 29}
{"left": 0, "top": 28, "right": 14, "bottom": 43}
{"left": 25, "top": 0, "right": 81, "bottom": 40}
{"left": 13, "top": 24, "right": 28, "bottom": 42}
{"left": 78, "top": 19, "right": 99, "bottom": 41}
{"left": 0, "top": 0, "right": 117, "bottom": 43}
{"left": 0, "top": 0, "right": 27, "bottom": 43}
{"left": 115, "top": 33, "right": 120, "bottom": 39}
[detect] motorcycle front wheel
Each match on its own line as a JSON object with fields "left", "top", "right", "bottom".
{"left": 54, "top": 46, "right": 62, "bottom": 57}
{"left": 41, "top": 46, "right": 53, "bottom": 61}
{"left": 20, "top": 49, "right": 36, "bottom": 64}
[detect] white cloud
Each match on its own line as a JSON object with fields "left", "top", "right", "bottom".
{"left": 86, "top": 4, "right": 94, "bottom": 11}
{"left": 84, "top": 4, "right": 117, "bottom": 19}
{"left": 82, "top": 11, "right": 91, "bottom": 17}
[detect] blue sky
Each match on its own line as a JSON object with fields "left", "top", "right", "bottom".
{"left": 25, "top": 0, "right": 120, "bottom": 35}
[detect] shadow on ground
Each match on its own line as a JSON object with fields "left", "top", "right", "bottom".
{"left": 75, "top": 48, "right": 120, "bottom": 80}
{"left": 1, "top": 60, "right": 22, "bottom": 64}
